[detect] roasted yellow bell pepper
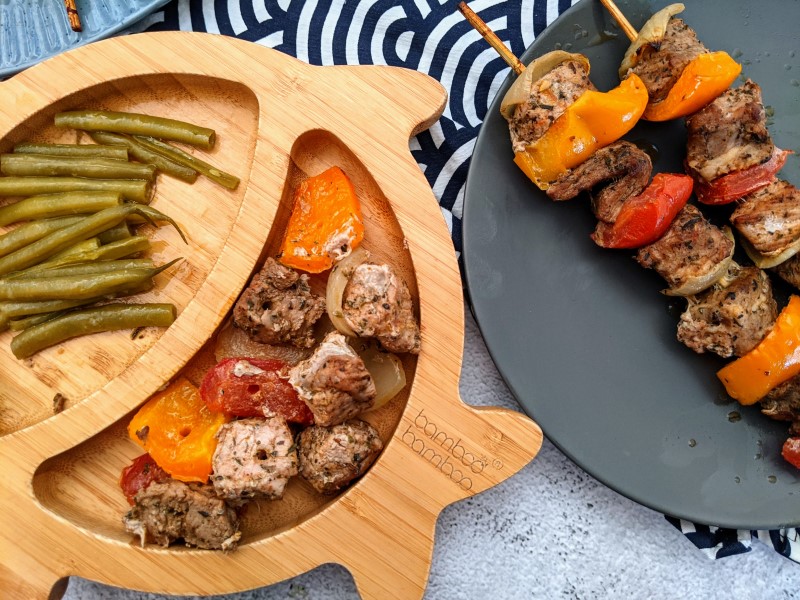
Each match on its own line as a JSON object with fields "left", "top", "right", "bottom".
{"left": 128, "top": 377, "right": 229, "bottom": 483}
{"left": 718, "top": 296, "right": 800, "bottom": 405}
{"left": 513, "top": 73, "right": 648, "bottom": 190}
{"left": 643, "top": 51, "right": 741, "bottom": 121}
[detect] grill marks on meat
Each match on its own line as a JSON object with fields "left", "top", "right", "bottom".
{"left": 343, "top": 262, "right": 420, "bottom": 354}
{"left": 636, "top": 204, "right": 733, "bottom": 291}
{"left": 685, "top": 80, "right": 774, "bottom": 183}
{"left": 297, "top": 419, "right": 383, "bottom": 495}
{"left": 211, "top": 417, "right": 298, "bottom": 504}
{"left": 546, "top": 141, "right": 652, "bottom": 223}
{"left": 233, "top": 257, "right": 325, "bottom": 348}
{"left": 629, "top": 18, "right": 708, "bottom": 104}
{"left": 731, "top": 180, "right": 800, "bottom": 257}
{"left": 507, "top": 59, "right": 591, "bottom": 153}
{"left": 123, "top": 480, "right": 240, "bottom": 550}
{"left": 289, "top": 331, "right": 376, "bottom": 427}
{"left": 677, "top": 266, "right": 777, "bottom": 358}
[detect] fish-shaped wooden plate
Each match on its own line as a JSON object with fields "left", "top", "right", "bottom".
{"left": 0, "top": 32, "right": 542, "bottom": 600}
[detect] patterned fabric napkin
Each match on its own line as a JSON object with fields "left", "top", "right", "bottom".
{"left": 133, "top": 0, "right": 799, "bottom": 563}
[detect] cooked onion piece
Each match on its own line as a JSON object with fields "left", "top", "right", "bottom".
{"left": 214, "top": 319, "right": 311, "bottom": 365}
{"left": 355, "top": 341, "right": 407, "bottom": 411}
{"left": 500, "top": 51, "right": 590, "bottom": 120}
{"left": 619, "top": 3, "right": 686, "bottom": 77}
{"left": 742, "top": 235, "right": 800, "bottom": 270}
{"left": 326, "top": 246, "right": 369, "bottom": 337}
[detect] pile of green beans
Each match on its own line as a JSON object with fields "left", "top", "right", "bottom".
{"left": 0, "top": 108, "right": 240, "bottom": 357}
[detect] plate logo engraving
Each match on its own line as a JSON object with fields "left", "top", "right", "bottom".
{"left": 401, "top": 409, "right": 497, "bottom": 490}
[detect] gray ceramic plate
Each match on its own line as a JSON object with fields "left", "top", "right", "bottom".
{"left": 463, "top": 0, "right": 800, "bottom": 529}
{"left": 0, "top": 0, "right": 171, "bottom": 78}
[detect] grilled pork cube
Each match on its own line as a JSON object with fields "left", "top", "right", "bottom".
{"left": 773, "top": 253, "right": 800, "bottom": 290}
{"left": 123, "top": 480, "right": 240, "bottom": 551}
{"left": 507, "top": 59, "right": 591, "bottom": 153}
{"left": 636, "top": 204, "right": 734, "bottom": 291}
{"left": 342, "top": 262, "right": 420, "bottom": 354}
{"left": 761, "top": 376, "right": 800, "bottom": 422}
{"left": 676, "top": 266, "right": 777, "bottom": 358}
{"left": 233, "top": 257, "right": 325, "bottom": 349}
{"left": 628, "top": 18, "right": 707, "bottom": 103}
{"left": 546, "top": 141, "right": 652, "bottom": 223}
{"left": 297, "top": 419, "right": 383, "bottom": 495}
{"left": 685, "top": 80, "right": 774, "bottom": 183}
{"left": 288, "top": 331, "right": 376, "bottom": 426}
{"left": 211, "top": 417, "right": 298, "bottom": 504}
{"left": 731, "top": 180, "right": 800, "bottom": 257}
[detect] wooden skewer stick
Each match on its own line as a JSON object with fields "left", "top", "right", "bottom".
{"left": 458, "top": 2, "right": 525, "bottom": 75}
{"left": 63, "top": 0, "right": 83, "bottom": 32}
{"left": 598, "top": 0, "right": 638, "bottom": 42}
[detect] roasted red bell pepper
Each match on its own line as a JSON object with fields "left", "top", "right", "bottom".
{"left": 199, "top": 357, "right": 314, "bottom": 425}
{"left": 592, "top": 173, "right": 693, "bottom": 249}
{"left": 695, "top": 147, "right": 792, "bottom": 205}
{"left": 514, "top": 73, "right": 648, "bottom": 190}
{"left": 643, "top": 52, "right": 741, "bottom": 121}
{"left": 119, "top": 453, "right": 170, "bottom": 505}
{"left": 782, "top": 438, "right": 800, "bottom": 470}
{"left": 718, "top": 295, "right": 800, "bottom": 405}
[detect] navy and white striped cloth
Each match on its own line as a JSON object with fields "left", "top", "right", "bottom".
{"left": 134, "top": 0, "right": 800, "bottom": 563}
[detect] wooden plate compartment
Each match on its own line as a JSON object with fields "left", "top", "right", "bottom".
{"left": 0, "top": 32, "right": 543, "bottom": 600}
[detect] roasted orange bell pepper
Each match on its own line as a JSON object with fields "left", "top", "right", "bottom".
{"left": 279, "top": 166, "right": 365, "bottom": 273}
{"left": 514, "top": 73, "right": 648, "bottom": 190}
{"left": 718, "top": 296, "right": 800, "bottom": 405}
{"left": 643, "top": 52, "right": 741, "bottom": 122}
{"left": 128, "top": 377, "right": 229, "bottom": 483}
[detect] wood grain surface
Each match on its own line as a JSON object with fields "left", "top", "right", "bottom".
{"left": 0, "top": 32, "right": 543, "bottom": 600}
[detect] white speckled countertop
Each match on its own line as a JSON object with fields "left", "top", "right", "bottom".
{"left": 64, "top": 308, "right": 800, "bottom": 600}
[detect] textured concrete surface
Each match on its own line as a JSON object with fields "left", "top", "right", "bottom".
{"left": 64, "top": 308, "right": 800, "bottom": 600}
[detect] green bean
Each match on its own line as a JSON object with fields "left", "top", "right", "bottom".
{"left": 133, "top": 136, "right": 239, "bottom": 190}
{"left": 0, "top": 216, "right": 83, "bottom": 258}
{"left": 0, "top": 280, "right": 154, "bottom": 318}
{"left": 0, "top": 204, "right": 182, "bottom": 275}
{"left": 0, "top": 191, "right": 123, "bottom": 227}
{"left": 55, "top": 110, "right": 216, "bottom": 149}
{"left": 0, "top": 258, "right": 180, "bottom": 302}
{"left": 5, "top": 258, "right": 155, "bottom": 280}
{"left": 9, "top": 312, "right": 61, "bottom": 331}
{"left": 13, "top": 143, "right": 128, "bottom": 160}
{"left": 97, "top": 221, "right": 131, "bottom": 244}
{"left": 45, "top": 238, "right": 100, "bottom": 263}
{"left": 88, "top": 132, "right": 197, "bottom": 183}
{"left": 0, "top": 177, "right": 151, "bottom": 203}
{"left": 0, "top": 154, "right": 156, "bottom": 181}
{"left": 10, "top": 303, "right": 177, "bottom": 359}
{"left": 25, "top": 236, "right": 152, "bottom": 271}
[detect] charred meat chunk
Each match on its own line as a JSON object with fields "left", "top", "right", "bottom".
{"left": 211, "top": 416, "right": 298, "bottom": 504}
{"left": 297, "top": 419, "right": 383, "bottom": 494}
{"left": 761, "top": 376, "right": 800, "bottom": 422}
{"left": 233, "top": 257, "right": 325, "bottom": 348}
{"left": 123, "top": 480, "right": 240, "bottom": 551}
{"left": 628, "top": 18, "right": 707, "bottom": 104}
{"left": 288, "top": 331, "right": 376, "bottom": 426}
{"left": 685, "top": 80, "right": 774, "bottom": 183}
{"left": 731, "top": 180, "right": 800, "bottom": 257}
{"left": 506, "top": 59, "right": 591, "bottom": 153}
{"left": 676, "top": 266, "right": 777, "bottom": 358}
{"left": 636, "top": 204, "right": 734, "bottom": 291}
{"left": 342, "top": 262, "right": 421, "bottom": 354}
{"left": 773, "top": 253, "right": 800, "bottom": 290}
{"left": 546, "top": 141, "right": 652, "bottom": 223}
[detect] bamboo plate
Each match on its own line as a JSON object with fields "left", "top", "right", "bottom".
{"left": 0, "top": 32, "right": 543, "bottom": 599}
